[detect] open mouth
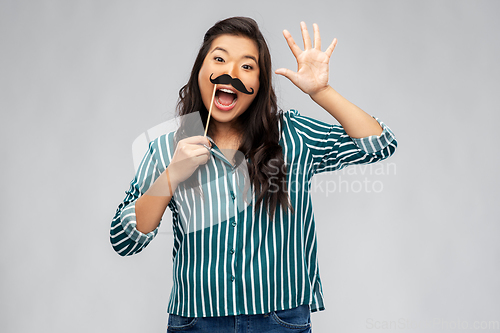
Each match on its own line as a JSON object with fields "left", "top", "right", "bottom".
{"left": 214, "top": 88, "right": 237, "bottom": 111}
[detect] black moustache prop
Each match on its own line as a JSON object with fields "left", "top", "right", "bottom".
{"left": 209, "top": 73, "right": 254, "bottom": 95}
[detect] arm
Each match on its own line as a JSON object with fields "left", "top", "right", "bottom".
{"left": 310, "top": 86, "right": 382, "bottom": 138}
{"left": 285, "top": 109, "right": 396, "bottom": 175}
{"left": 110, "top": 133, "right": 211, "bottom": 256}
{"left": 135, "top": 168, "right": 179, "bottom": 234}
{"left": 110, "top": 139, "right": 166, "bottom": 256}
{"left": 135, "top": 135, "right": 212, "bottom": 233}
{"left": 275, "top": 22, "right": 383, "bottom": 138}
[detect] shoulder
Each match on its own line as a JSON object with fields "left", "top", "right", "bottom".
{"left": 283, "top": 109, "right": 338, "bottom": 130}
{"left": 279, "top": 109, "right": 307, "bottom": 143}
{"left": 280, "top": 108, "right": 299, "bottom": 122}
{"left": 280, "top": 109, "right": 342, "bottom": 141}
{"left": 148, "top": 130, "right": 176, "bottom": 151}
{"left": 148, "top": 130, "right": 177, "bottom": 172}
{"left": 278, "top": 109, "right": 299, "bottom": 136}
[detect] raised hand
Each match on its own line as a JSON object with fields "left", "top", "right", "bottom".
{"left": 275, "top": 22, "right": 337, "bottom": 97}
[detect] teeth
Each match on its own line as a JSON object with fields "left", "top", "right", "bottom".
{"left": 218, "top": 88, "right": 236, "bottom": 94}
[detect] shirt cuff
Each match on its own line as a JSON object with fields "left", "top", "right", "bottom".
{"left": 120, "top": 200, "right": 160, "bottom": 245}
{"left": 351, "top": 117, "right": 396, "bottom": 154}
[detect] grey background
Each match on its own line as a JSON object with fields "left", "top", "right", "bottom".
{"left": 1, "top": 0, "right": 499, "bottom": 332}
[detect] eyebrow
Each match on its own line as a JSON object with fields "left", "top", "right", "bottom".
{"left": 210, "top": 46, "right": 258, "bottom": 64}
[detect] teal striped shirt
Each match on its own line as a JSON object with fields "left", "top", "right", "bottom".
{"left": 110, "top": 109, "right": 397, "bottom": 317}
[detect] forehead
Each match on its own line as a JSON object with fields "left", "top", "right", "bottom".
{"left": 209, "top": 35, "right": 259, "bottom": 60}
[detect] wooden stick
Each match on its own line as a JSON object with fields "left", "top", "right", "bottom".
{"left": 204, "top": 84, "right": 217, "bottom": 137}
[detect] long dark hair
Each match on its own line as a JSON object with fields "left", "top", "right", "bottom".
{"left": 175, "top": 16, "right": 293, "bottom": 219}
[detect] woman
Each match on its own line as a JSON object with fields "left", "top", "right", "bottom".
{"left": 111, "top": 17, "right": 397, "bottom": 332}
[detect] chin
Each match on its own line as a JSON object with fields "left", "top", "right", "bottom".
{"left": 212, "top": 110, "right": 238, "bottom": 122}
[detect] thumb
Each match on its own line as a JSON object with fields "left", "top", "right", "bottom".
{"left": 275, "top": 68, "right": 297, "bottom": 84}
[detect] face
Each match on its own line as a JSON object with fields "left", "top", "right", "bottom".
{"left": 198, "top": 34, "right": 260, "bottom": 132}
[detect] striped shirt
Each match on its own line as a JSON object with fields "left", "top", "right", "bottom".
{"left": 110, "top": 109, "right": 397, "bottom": 317}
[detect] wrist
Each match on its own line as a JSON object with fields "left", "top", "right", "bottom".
{"left": 309, "top": 85, "right": 334, "bottom": 103}
{"left": 165, "top": 166, "right": 181, "bottom": 191}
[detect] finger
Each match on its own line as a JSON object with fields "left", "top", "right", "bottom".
{"left": 300, "top": 21, "right": 312, "bottom": 50}
{"left": 325, "top": 38, "right": 337, "bottom": 58}
{"left": 202, "top": 143, "right": 211, "bottom": 152}
{"left": 181, "top": 135, "right": 212, "bottom": 147}
{"left": 313, "top": 23, "right": 321, "bottom": 50}
{"left": 282, "top": 29, "right": 302, "bottom": 59}
{"left": 192, "top": 146, "right": 211, "bottom": 158}
{"left": 175, "top": 147, "right": 210, "bottom": 165}
{"left": 200, "top": 153, "right": 211, "bottom": 164}
{"left": 275, "top": 68, "right": 299, "bottom": 86}
{"left": 193, "top": 148, "right": 211, "bottom": 164}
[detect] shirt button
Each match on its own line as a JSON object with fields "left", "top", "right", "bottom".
{"left": 231, "top": 221, "right": 237, "bottom": 227}
{"left": 230, "top": 248, "right": 235, "bottom": 254}
{"left": 231, "top": 275, "right": 235, "bottom": 282}
{"left": 230, "top": 191, "right": 235, "bottom": 200}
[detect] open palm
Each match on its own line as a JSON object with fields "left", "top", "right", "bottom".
{"left": 275, "top": 22, "right": 337, "bottom": 96}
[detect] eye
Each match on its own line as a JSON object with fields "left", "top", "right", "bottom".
{"left": 214, "top": 56, "right": 224, "bottom": 62}
{"left": 242, "top": 64, "right": 253, "bottom": 70}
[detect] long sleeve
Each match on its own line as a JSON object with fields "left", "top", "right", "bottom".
{"left": 285, "top": 109, "right": 397, "bottom": 175}
{"left": 110, "top": 133, "right": 176, "bottom": 256}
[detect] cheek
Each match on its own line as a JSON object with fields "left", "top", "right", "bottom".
{"left": 242, "top": 76, "right": 259, "bottom": 98}
{"left": 198, "top": 69, "right": 207, "bottom": 92}
{"left": 241, "top": 87, "right": 259, "bottom": 108}
{"left": 199, "top": 63, "right": 209, "bottom": 82}
{"left": 198, "top": 67, "right": 212, "bottom": 102}
{"left": 250, "top": 81, "right": 260, "bottom": 99}
{"left": 250, "top": 72, "right": 260, "bottom": 93}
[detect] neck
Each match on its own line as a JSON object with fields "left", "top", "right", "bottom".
{"left": 209, "top": 121, "right": 242, "bottom": 142}
{"left": 209, "top": 129, "right": 242, "bottom": 151}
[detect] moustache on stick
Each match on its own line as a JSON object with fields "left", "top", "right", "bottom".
{"left": 209, "top": 73, "right": 254, "bottom": 95}
{"left": 204, "top": 73, "right": 254, "bottom": 143}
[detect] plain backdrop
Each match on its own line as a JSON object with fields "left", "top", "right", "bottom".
{"left": 1, "top": 0, "right": 499, "bottom": 332}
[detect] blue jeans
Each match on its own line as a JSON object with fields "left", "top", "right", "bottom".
{"left": 167, "top": 304, "right": 312, "bottom": 332}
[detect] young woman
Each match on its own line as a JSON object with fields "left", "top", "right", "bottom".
{"left": 111, "top": 17, "right": 397, "bottom": 332}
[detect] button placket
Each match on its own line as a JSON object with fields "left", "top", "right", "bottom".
{"left": 209, "top": 146, "right": 242, "bottom": 289}
{"left": 229, "top": 169, "right": 239, "bottom": 286}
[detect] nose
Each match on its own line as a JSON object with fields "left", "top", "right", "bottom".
{"left": 225, "top": 62, "right": 239, "bottom": 79}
